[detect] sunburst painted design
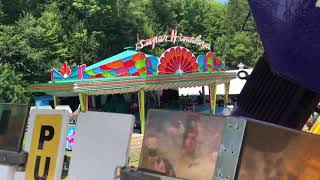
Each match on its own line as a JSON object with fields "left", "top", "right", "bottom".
{"left": 158, "top": 46, "right": 198, "bottom": 74}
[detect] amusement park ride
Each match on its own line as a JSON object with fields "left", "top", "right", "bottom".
{"left": 1, "top": 0, "right": 320, "bottom": 179}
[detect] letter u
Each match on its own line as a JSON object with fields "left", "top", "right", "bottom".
{"left": 34, "top": 156, "right": 51, "bottom": 180}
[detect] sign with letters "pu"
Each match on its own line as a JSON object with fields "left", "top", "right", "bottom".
{"left": 25, "top": 110, "right": 69, "bottom": 180}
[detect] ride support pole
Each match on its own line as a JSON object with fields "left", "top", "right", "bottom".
{"left": 138, "top": 89, "right": 145, "bottom": 134}
{"left": 79, "top": 93, "right": 86, "bottom": 112}
{"left": 210, "top": 83, "right": 217, "bottom": 114}
{"left": 224, "top": 81, "right": 230, "bottom": 107}
{"left": 53, "top": 96, "right": 57, "bottom": 109}
{"left": 85, "top": 94, "right": 89, "bottom": 111}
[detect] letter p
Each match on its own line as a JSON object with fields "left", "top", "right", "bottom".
{"left": 38, "top": 126, "right": 54, "bottom": 150}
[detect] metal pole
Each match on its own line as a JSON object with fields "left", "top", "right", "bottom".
{"left": 224, "top": 82, "right": 230, "bottom": 107}
{"left": 209, "top": 85, "right": 211, "bottom": 112}
{"left": 85, "top": 94, "right": 89, "bottom": 111}
{"left": 138, "top": 89, "right": 145, "bottom": 134}
{"left": 53, "top": 96, "right": 57, "bottom": 109}
{"left": 210, "top": 83, "right": 217, "bottom": 114}
{"left": 79, "top": 94, "right": 86, "bottom": 112}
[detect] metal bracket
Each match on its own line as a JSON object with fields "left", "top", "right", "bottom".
{"left": 120, "top": 167, "right": 182, "bottom": 180}
{"left": 214, "top": 117, "right": 247, "bottom": 180}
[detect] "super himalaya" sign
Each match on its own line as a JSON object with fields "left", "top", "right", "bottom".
{"left": 136, "top": 29, "right": 211, "bottom": 50}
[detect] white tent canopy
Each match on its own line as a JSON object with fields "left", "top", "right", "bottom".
{"left": 178, "top": 69, "right": 253, "bottom": 96}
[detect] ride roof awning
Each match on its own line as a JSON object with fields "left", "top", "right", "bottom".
{"left": 27, "top": 47, "right": 237, "bottom": 96}
{"left": 28, "top": 72, "right": 236, "bottom": 96}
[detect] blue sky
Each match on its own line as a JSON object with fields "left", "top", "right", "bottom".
{"left": 216, "top": 0, "right": 229, "bottom": 3}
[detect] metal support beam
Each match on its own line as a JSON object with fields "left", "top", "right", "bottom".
{"left": 79, "top": 93, "right": 86, "bottom": 112}
{"left": 214, "top": 117, "right": 246, "bottom": 180}
{"left": 138, "top": 89, "right": 145, "bottom": 134}
{"left": 53, "top": 96, "right": 57, "bottom": 109}
{"left": 224, "top": 82, "right": 230, "bottom": 107}
{"left": 210, "top": 83, "right": 217, "bottom": 114}
{"left": 85, "top": 94, "right": 89, "bottom": 111}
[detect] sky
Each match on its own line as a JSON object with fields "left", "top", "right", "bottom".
{"left": 216, "top": 0, "right": 229, "bottom": 3}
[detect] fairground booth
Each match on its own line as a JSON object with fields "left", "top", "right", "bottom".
{"left": 28, "top": 30, "right": 237, "bottom": 134}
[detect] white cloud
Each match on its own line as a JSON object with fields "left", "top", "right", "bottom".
{"left": 316, "top": 0, "right": 320, "bottom": 8}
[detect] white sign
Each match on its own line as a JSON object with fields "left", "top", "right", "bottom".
{"left": 136, "top": 29, "right": 211, "bottom": 50}
{"left": 24, "top": 109, "right": 69, "bottom": 180}
{"left": 68, "top": 111, "right": 134, "bottom": 180}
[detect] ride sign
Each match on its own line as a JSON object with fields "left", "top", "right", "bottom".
{"left": 25, "top": 110, "right": 69, "bottom": 180}
{"left": 135, "top": 29, "right": 211, "bottom": 50}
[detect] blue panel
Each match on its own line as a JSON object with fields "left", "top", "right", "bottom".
{"left": 128, "top": 67, "right": 138, "bottom": 74}
{"left": 53, "top": 69, "right": 64, "bottom": 79}
{"left": 69, "top": 66, "right": 79, "bottom": 75}
{"left": 35, "top": 96, "right": 53, "bottom": 108}
{"left": 67, "top": 75, "right": 78, "bottom": 79}
{"left": 197, "top": 55, "right": 207, "bottom": 71}
{"left": 110, "top": 70, "right": 118, "bottom": 75}
{"left": 83, "top": 72, "right": 91, "bottom": 79}
{"left": 54, "top": 77, "right": 64, "bottom": 81}
{"left": 147, "top": 66, "right": 153, "bottom": 72}
{"left": 148, "top": 56, "right": 159, "bottom": 67}
{"left": 197, "top": 55, "right": 205, "bottom": 65}
{"left": 121, "top": 56, "right": 133, "bottom": 62}
{"left": 92, "top": 67, "right": 104, "bottom": 74}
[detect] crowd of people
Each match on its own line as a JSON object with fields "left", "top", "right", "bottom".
{"left": 96, "top": 89, "right": 220, "bottom": 132}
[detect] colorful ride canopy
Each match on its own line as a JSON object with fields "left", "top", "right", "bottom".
{"left": 51, "top": 47, "right": 225, "bottom": 82}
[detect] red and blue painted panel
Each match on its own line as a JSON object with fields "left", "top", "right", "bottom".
{"left": 83, "top": 52, "right": 159, "bottom": 79}
{"left": 197, "top": 51, "right": 225, "bottom": 72}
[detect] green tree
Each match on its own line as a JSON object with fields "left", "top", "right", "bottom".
{"left": 144, "top": 0, "right": 179, "bottom": 32}
{"left": 0, "top": 0, "right": 23, "bottom": 24}
{"left": 203, "top": 1, "right": 226, "bottom": 44}
{"left": 0, "top": 2, "right": 100, "bottom": 83}
{"left": 0, "top": 1, "right": 4, "bottom": 22}
{"left": 9, "top": 10, "right": 61, "bottom": 83}
{"left": 71, "top": 0, "right": 146, "bottom": 58}
{"left": 216, "top": 32, "right": 258, "bottom": 68}
{"left": 0, "top": 64, "right": 29, "bottom": 103}
{"left": 215, "top": 0, "right": 263, "bottom": 68}
{"left": 62, "top": 21, "right": 99, "bottom": 65}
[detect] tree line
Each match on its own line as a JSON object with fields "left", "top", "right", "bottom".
{"left": 0, "top": 0, "right": 263, "bottom": 103}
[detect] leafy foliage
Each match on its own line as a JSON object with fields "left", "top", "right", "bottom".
{"left": 0, "top": 64, "right": 29, "bottom": 103}
{"left": 215, "top": 0, "right": 263, "bottom": 68}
